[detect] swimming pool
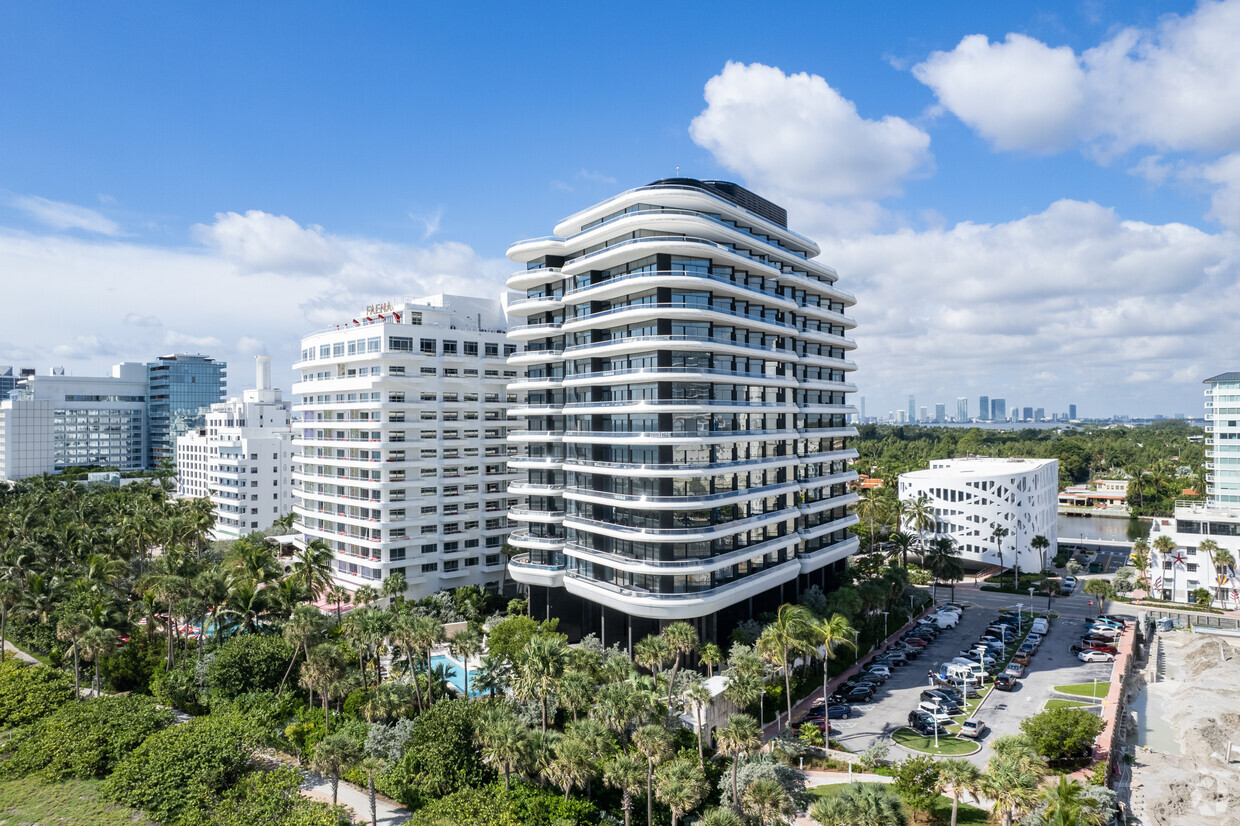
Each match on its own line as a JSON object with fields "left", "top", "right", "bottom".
{"left": 428, "top": 653, "right": 483, "bottom": 697}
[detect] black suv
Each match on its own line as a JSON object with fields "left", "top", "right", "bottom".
{"left": 920, "top": 689, "right": 962, "bottom": 711}
{"left": 907, "top": 710, "right": 946, "bottom": 736}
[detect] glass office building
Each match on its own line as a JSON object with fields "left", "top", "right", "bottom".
{"left": 147, "top": 354, "right": 226, "bottom": 468}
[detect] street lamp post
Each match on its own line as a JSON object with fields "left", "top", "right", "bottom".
{"left": 882, "top": 611, "right": 889, "bottom": 641}
{"left": 1029, "top": 587, "right": 1035, "bottom": 616}
{"left": 933, "top": 698, "right": 941, "bottom": 749}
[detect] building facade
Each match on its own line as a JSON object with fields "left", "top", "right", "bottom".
{"left": 956, "top": 397, "right": 968, "bottom": 423}
{"left": 1149, "top": 372, "right": 1240, "bottom": 605}
{"left": 177, "top": 356, "right": 295, "bottom": 540}
{"left": 0, "top": 364, "right": 149, "bottom": 481}
{"left": 990, "top": 398, "right": 1007, "bottom": 421}
{"left": 978, "top": 395, "right": 989, "bottom": 422}
{"left": 290, "top": 294, "right": 521, "bottom": 601}
{"left": 0, "top": 366, "right": 35, "bottom": 399}
{"left": 146, "top": 354, "right": 227, "bottom": 469}
{"left": 898, "top": 457, "right": 1059, "bottom": 571}
{"left": 504, "top": 178, "right": 860, "bottom": 644}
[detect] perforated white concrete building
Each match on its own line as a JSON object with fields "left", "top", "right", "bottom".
{"left": 898, "top": 457, "right": 1058, "bottom": 571}
{"left": 176, "top": 356, "right": 294, "bottom": 540}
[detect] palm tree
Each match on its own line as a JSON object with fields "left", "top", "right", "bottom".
{"left": 684, "top": 679, "right": 712, "bottom": 765}
{"left": 923, "top": 536, "right": 960, "bottom": 602}
{"left": 1153, "top": 534, "right": 1176, "bottom": 598}
{"left": 699, "top": 809, "right": 744, "bottom": 826}
{"left": 0, "top": 580, "right": 20, "bottom": 664}
{"left": 603, "top": 753, "right": 647, "bottom": 826}
{"left": 359, "top": 755, "right": 385, "bottom": 826}
{"left": 634, "top": 633, "right": 671, "bottom": 676}
{"left": 661, "top": 621, "right": 700, "bottom": 711}
{"left": 632, "top": 724, "right": 673, "bottom": 826}
{"left": 558, "top": 669, "right": 595, "bottom": 722}
{"left": 519, "top": 634, "right": 568, "bottom": 734}
{"left": 741, "top": 777, "right": 793, "bottom": 826}
{"left": 810, "top": 783, "right": 906, "bottom": 826}
{"left": 700, "top": 642, "right": 722, "bottom": 677}
{"left": 990, "top": 525, "right": 1011, "bottom": 586}
{"left": 901, "top": 494, "right": 934, "bottom": 565}
{"left": 1031, "top": 534, "right": 1051, "bottom": 574}
{"left": 56, "top": 612, "right": 91, "bottom": 699}
{"left": 982, "top": 751, "right": 1041, "bottom": 826}
{"left": 449, "top": 627, "right": 485, "bottom": 699}
{"left": 80, "top": 625, "right": 115, "bottom": 695}
{"left": 311, "top": 732, "right": 361, "bottom": 806}
{"left": 1130, "top": 538, "right": 1151, "bottom": 591}
{"left": 301, "top": 644, "right": 346, "bottom": 733}
{"left": 817, "top": 612, "right": 856, "bottom": 701}
{"left": 279, "top": 603, "right": 325, "bottom": 694}
{"left": 938, "top": 758, "right": 982, "bottom": 826}
{"left": 1200, "top": 539, "right": 1235, "bottom": 606}
{"left": 855, "top": 487, "right": 884, "bottom": 552}
{"left": 326, "top": 585, "right": 352, "bottom": 624}
{"left": 716, "top": 713, "right": 761, "bottom": 812}
{"left": 546, "top": 736, "right": 593, "bottom": 802}
{"left": 886, "top": 531, "right": 914, "bottom": 570}
{"left": 1034, "top": 775, "right": 1109, "bottom": 826}
{"left": 290, "top": 539, "right": 335, "bottom": 602}
{"left": 476, "top": 708, "right": 529, "bottom": 791}
{"left": 656, "top": 755, "right": 708, "bottom": 826}
{"left": 411, "top": 615, "right": 446, "bottom": 705}
{"left": 472, "top": 652, "right": 510, "bottom": 699}
{"left": 756, "top": 603, "right": 819, "bottom": 729}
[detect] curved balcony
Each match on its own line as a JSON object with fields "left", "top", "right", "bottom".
{"left": 563, "top": 427, "right": 798, "bottom": 445}
{"left": 562, "top": 453, "right": 799, "bottom": 477}
{"left": 779, "top": 269, "right": 857, "bottom": 305}
{"left": 798, "top": 534, "right": 859, "bottom": 574}
{"left": 563, "top": 269, "right": 796, "bottom": 311}
{"left": 799, "top": 490, "right": 860, "bottom": 517}
{"left": 508, "top": 507, "right": 565, "bottom": 524}
{"left": 506, "top": 376, "right": 563, "bottom": 392}
{"left": 507, "top": 294, "right": 565, "bottom": 317}
{"left": 562, "top": 236, "right": 784, "bottom": 280}
{"left": 506, "top": 430, "right": 564, "bottom": 443}
{"left": 508, "top": 321, "right": 564, "bottom": 342}
{"left": 798, "top": 513, "right": 860, "bottom": 542}
{"left": 508, "top": 553, "right": 566, "bottom": 587}
{"left": 561, "top": 399, "right": 797, "bottom": 417}
{"left": 797, "top": 330, "right": 858, "bottom": 352}
{"left": 563, "top": 559, "right": 800, "bottom": 621}
{"left": 507, "top": 237, "right": 567, "bottom": 264}
{"left": 507, "top": 266, "right": 567, "bottom": 291}
{"left": 507, "top": 530, "right": 566, "bottom": 551}
{"left": 796, "top": 301, "right": 857, "bottom": 328}
{"left": 563, "top": 533, "right": 797, "bottom": 577}
{"left": 562, "top": 302, "right": 793, "bottom": 338}
{"left": 508, "top": 348, "right": 565, "bottom": 366}
{"left": 563, "top": 479, "right": 800, "bottom": 510}
{"left": 563, "top": 334, "right": 797, "bottom": 363}
{"left": 563, "top": 506, "right": 798, "bottom": 543}
{"left": 799, "top": 470, "right": 860, "bottom": 493}
{"left": 506, "top": 455, "right": 563, "bottom": 471}
{"left": 507, "top": 481, "right": 565, "bottom": 496}
{"left": 562, "top": 365, "right": 796, "bottom": 389}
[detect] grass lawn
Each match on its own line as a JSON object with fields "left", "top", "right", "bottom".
{"left": 1045, "top": 698, "right": 1095, "bottom": 710}
{"left": 1055, "top": 681, "right": 1111, "bottom": 698}
{"left": 810, "top": 781, "right": 990, "bottom": 825}
{"left": 891, "top": 727, "right": 981, "bottom": 755}
{"left": 0, "top": 777, "right": 155, "bottom": 826}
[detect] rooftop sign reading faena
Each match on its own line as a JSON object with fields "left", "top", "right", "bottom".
{"left": 365, "top": 302, "right": 394, "bottom": 315}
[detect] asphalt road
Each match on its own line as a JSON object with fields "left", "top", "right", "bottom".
{"left": 827, "top": 587, "right": 1119, "bottom": 767}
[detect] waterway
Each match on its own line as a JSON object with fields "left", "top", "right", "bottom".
{"left": 1057, "top": 513, "right": 1151, "bottom": 543}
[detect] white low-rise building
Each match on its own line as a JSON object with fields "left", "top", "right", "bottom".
{"left": 898, "top": 457, "right": 1059, "bottom": 571}
{"left": 291, "top": 294, "right": 523, "bottom": 601}
{"left": 176, "top": 356, "right": 294, "bottom": 540}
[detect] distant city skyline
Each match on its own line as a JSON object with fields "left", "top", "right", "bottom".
{"left": 2, "top": 2, "right": 1239, "bottom": 415}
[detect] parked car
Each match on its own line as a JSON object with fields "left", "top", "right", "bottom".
{"left": 921, "top": 689, "right": 963, "bottom": 711}
{"left": 866, "top": 664, "right": 892, "bottom": 678}
{"left": 908, "top": 710, "right": 947, "bottom": 736}
{"left": 1063, "top": 576, "right": 1077, "bottom": 590}
{"left": 840, "top": 687, "right": 875, "bottom": 703}
{"left": 916, "top": 702, "right": 955, "bottom": 724}
{"left": 1012, "top": 651, "right": 1032, "bottom": 666}
{"left": 1003, "top": 662, "right": 1025, "bottom": 678}
{"left": 1085, "top": 627, "right": 1121, "bottom": 640}
{"left": 1078, "top": 650, "right": 1116, "bottom": 663}
{"left": 959, "top": 718, "right": 987, "bottom": 739}
{"left": 1100, "top": 614, "right": 1129, "bottom": 626}
{"left": 878, "top": 652, "right": 908, "bottom": 667}
{"left": 862, "top": 670, "right": 889, "bottom": 684}
{"left": 826, "top": 703, "right": 854, "bottom": 719}
{"left": 902, "top": 637, "right": 928, "bottom": 648}
{"left": 930, "top": 686, "right": 965, "bottom": 706}
{"left": 993, "top": 673, "right": 1016, "bottom": 691}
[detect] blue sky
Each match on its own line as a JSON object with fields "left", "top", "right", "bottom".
{"left": 1, "top": 0, "right": 1235, "bottom": 419}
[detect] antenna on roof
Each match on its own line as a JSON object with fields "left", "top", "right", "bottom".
{"left": 675, "top": 165, "right": 680, "bottom": 176}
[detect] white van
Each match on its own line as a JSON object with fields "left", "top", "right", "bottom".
{"left": 939, "top": 663, "right": 980, "bottom": 684}
{"left": 1030, "top": 618, "right": 1049, "bottom": 635}
{"left": 949, "top": 658, "right": 986, "bottom": 679}
{"left": 931, "top": 611, "right": 959, "bottom": 630}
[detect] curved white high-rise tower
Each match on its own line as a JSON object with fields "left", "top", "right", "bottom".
{"left": 505, "top": 179, "right": 859, "bottom": 643}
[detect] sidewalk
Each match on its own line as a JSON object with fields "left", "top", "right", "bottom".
{"left": 300, "top": 768, "right": 411, "bottom": 825}
{"left": 2, "top": 640, "right": 40, "bottom": 665}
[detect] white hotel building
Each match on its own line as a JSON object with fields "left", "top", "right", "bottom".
{"left": 291, "top": 294, "right": 522, "bottom": 600}
{"left": 176, "top": 356, "right": 295, "bottom": 540}
{"left": 898, "top": 457, "right": 1059, "bottom": 572}
{"left": 1148, "top": 371, "right": 1240, "bottom": 606}
{"left": 504, "top": 178, "right": 860, "bottom": 645}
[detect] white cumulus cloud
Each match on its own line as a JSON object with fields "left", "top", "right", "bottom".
{"left": 689, "top": 61, "right": 932, "bottom": 231}
{"left": 193, "top": 210, "right": 345, "bottom": 276}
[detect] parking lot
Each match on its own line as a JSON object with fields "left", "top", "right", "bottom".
{"left": 820, "top": 594, "right": 1116, "bottom": 766}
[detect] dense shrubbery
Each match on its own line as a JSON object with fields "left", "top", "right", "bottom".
{"left": 407, "top": 781, "right": 597, "bottom": 826}
{"left": 1020, "top": 707, "right": 1106, "bottom": 765}
{"left": 102, "top": 712, "right": 259, "bottom": 824}
{"left": 384, "top": 698, "right": 494, "bottom": 807}
{"left": 0, "top": 660, "right": 74, "bottom": 728}
{"left": 177, "top": 766, "right": 351, "bottom": 826}
{"left": 2, "top": 694, "right": 173, "bottom": 780}
{"left": 207, "top": 633, "right": 297, "bottom": 699}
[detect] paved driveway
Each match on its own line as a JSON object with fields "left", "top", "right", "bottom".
{"left": 828, "top": 590, "right": 1120, "bottom": 767}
